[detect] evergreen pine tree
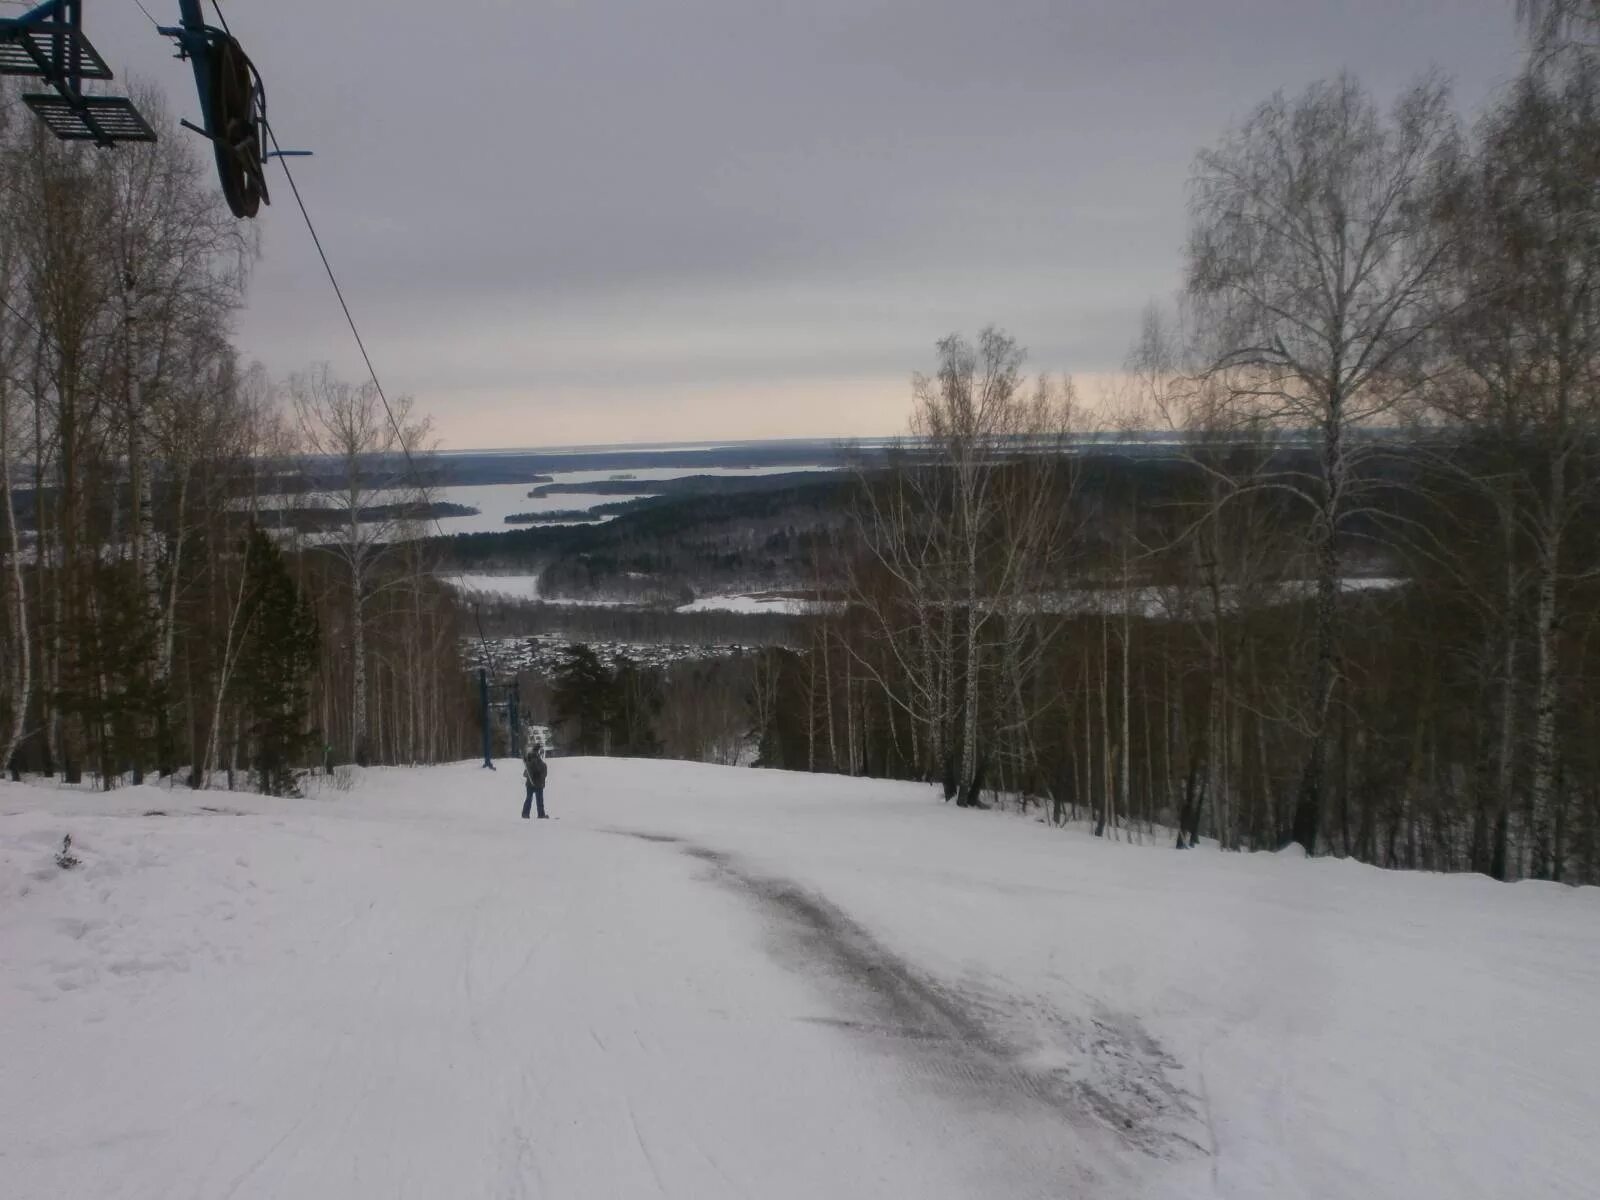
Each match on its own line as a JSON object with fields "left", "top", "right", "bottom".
{"left": 550, "top": 645, "right": 616, "bottom": 755}
{"left": 236, "top": 527, "right": 320, "bottom": 796}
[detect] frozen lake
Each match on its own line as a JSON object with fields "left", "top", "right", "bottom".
{"left": 251, "top": 464, "right": 833, "bottom": 539}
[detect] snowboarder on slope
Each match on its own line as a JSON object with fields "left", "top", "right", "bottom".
{"left": 522, "top": 743, "right": 548, "bottom": 819}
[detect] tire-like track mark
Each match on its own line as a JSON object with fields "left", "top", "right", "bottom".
{"left": 614, "top": 831, "right": 1205, "bottom": 1161}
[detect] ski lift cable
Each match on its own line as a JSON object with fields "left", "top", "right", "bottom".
{"left": 6, "top": 123, "right": 501, "bottom": 682}
{"left": 263, "top": 119, "right": 503, "bottom": 677}
{"left": 14, "top": 2, "right": 499, "bottom": 678}
{"left": 226, "top": 23, "right": 503, "bottom": 679}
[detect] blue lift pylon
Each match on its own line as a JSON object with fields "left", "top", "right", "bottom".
{"left": 478, "top": 670, "right": 525, "bottom": 768}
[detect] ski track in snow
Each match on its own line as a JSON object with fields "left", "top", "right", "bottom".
{"left": 618, "top": 832, "right": 1203, "bottom": 1161}
{"left": 2, "top": 760, "right": 1597, "bottom": 1200}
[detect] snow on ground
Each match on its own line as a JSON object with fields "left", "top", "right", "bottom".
{"left": 445, "top": 573, "right": 638, "bottom": 607}
{"left": 445, "top": 579, "right": 837, "bottom": 615}
{"left": 444, "top": 574, "right": 667, "bottom": 609}
{"left": 447, "top": 572, "right": 547, "bottom": 601}
{"left": 676, "top": 592, "right": 842, "bottom": 616}
{"left": 2, "top": 761, "right": 1595, "bottom": 1199}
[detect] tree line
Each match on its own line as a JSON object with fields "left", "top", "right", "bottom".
{"left": 499, "top": 9, "right": 1600, "bottom": 887}
{"left": 538, "top": 645, "right": 756, "bottom": 767}
{"left": 767, "top": 13, "right": 1600, "bottom": 884}
{"left": 0, "top": 85, "right": 479, "bottom": 793}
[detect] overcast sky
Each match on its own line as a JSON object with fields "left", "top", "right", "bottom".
{"left": 91, "top": 1, "right": 1525, "bottom": 449}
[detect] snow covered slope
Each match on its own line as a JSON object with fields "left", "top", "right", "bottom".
{"left": 2, "top": 761, "right": 1595, "bottom": 1199}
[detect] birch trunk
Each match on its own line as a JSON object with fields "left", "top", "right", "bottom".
{"left": 1, "top": 397, "right": 29, "bottom": 773}
{"left": 1293, "top": 409, "right": 1345, "bottom": 854}
{"left": 203, "top": 538, "right": 255, "bottom": 789}
{"left": 1492, "top": 501, "right": 1518, "bottom": 880}
{"left": 960, "top": 527, "right": 980, "bottom": 805}
{"left": 1530, "top": 479, "right": 1563, "bottom": 879}
{"left": 1119, "top": 551, "right": 1132, "bottom": 841}
{"left": 821, "top": 620, "right": 837, "bottom": 770}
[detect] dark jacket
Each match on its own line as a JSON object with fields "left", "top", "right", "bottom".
{"left": 523, "top": 752, "right": 548, "bottom": 788}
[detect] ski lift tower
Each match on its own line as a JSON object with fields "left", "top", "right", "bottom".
{"left": 478, "top": 671, "right": 524, "bottom": 768}
{"left": 0, "top": 1, "right": 155, "bottom": 146}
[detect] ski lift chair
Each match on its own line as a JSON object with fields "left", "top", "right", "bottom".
{"left": 0, "top": 0, "right": 154, "bottom": 146}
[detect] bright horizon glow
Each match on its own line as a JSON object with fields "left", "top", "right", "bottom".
{"left": 75, "top": 2, "right": 1521, "bottom": 448}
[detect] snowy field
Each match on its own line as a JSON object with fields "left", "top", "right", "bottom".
{"left": 2, "top": 761, "right": 1595, "bottom": 1200}
{"left": 444, "top": 579, "right": 837, "bottom": 615}
{"left": 444, "top": 573, "right": 639, "bottom": 606}
{"left": 445, "top": 572, "right": 546, "bottom": 601}
{"left": 676, "top": 592, "right": 841, "bottom": 616}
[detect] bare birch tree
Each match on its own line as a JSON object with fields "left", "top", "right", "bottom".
{"left": 1433, "top": 59, "right": 1600, "bottom": 878}
{"left": 290, "top": 365, "right": 431, "bottom": 766}
{"left": 0, "top": 91, "right": 31, "bottom": 773}
{"left": 848, "top": 329, "right": 1072, "bottom": 806}
{"left": 1185, "top": 73, "right": 1457, "bottom": 853}
{"left": 1518, "top": 0, "right": 1600, "bottom": 56}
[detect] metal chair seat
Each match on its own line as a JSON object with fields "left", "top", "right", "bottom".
{"left": 0, "top": 18, "right": 113, "bottom": 80}
{"left": 22, "top": 92, "right": 156, "bottom": 143}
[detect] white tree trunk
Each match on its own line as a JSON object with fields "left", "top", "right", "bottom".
{"left": 960, "top": 524, "right": 980, "bottom": 803}
{"left": 158, "top": 475, "right": 188, "bottom": 686}
{"left": 204, "top": 539, "right": 256, "bottom": 788}
{"left": 1530, "top": 491, "right": 1562, "bottom": 877}
{"left": 1, "top": 404, "right": 30, "bottom": 773}
{"left": 1100, "top": 611, "right": 1113, "bottom": 835}
{"left": 821, "top": 620, "right": 837, "bottom": 769}
{"left": 844, "top": 659, "right": 857, "bottom": 775}
{"left": 351, "top": 567, "right": 369, "bottom": 766}
{"left": 1120, "top": 549, "right": 1132, "bottom": 841}
{"left": 1494, "top": 502, "right": 1518, "bottom": 878}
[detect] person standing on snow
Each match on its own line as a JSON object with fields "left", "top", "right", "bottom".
{"left": 522, "top": 743, "right": 549, "bottom": 819}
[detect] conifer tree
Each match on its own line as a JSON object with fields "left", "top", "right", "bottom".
{"left": 551, "top": 645, "right": 616, "bottom": 755}
{"left": 237, "top": 527, "right": 319, "bottom": 796}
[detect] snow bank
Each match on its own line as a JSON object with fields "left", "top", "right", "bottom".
{"left": 2, "top": 762, "right": 1594, "bottom": 1199}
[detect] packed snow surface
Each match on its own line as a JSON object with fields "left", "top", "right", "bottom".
{"left": 2, "top": 761, "right": 1595, "bottom": 1199}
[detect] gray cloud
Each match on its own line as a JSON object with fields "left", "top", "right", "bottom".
{"left": 91, "top": 0, "right": 1522, "bottom": 445}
